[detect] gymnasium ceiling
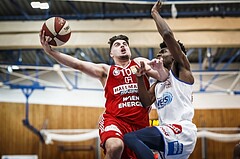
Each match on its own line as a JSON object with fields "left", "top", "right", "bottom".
{"left": 0, "top": 0, "right": 239, "bottom": 94}
{"left": 0, "top": 0, "right": 240, "bottom": 20}
{"left": 0, "top": 0, "right": 239, "bottom": 62}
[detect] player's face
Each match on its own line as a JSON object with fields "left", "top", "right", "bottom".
{"left": 110, "top": 40, "right": 131, "bottom": 60}
{"left": 158, "top": 48, "right": 172, "bottom": 57}
{"left": 157, "top": 48, "right": 174, "bottom": 67}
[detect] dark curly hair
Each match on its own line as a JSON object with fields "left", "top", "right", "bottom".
{"left": 108, "top": 35, "right": 129, "bottom": 49}
{"left": 160, "top": 40, "right": 187, "bottom": 55}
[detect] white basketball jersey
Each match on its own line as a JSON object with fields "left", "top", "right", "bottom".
{"left": 154, "top": 70, "right": 197, "bottom": 159}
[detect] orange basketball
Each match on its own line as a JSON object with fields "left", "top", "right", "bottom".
{"left": 41, "top": 17, "right": 71, "bottom": 46}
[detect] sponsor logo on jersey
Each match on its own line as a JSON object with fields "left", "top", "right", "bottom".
{"left": 164, "top": 78, "right": 172, "bottom": 88}
{"left": 113, "top": 84, "right": 138, "bottom": 94}
{"left": 118, "top": 101, "right": 142, "bottom": 108}
{"left": 156, "top": 92, "right": 173, "bottom": 109}
{"left": 167, "top": 124, "right": 182, "bottom": 134}
{"left": 130, "top": 65, "right": 137, "bottom": 74}
{"left": 113, "top": 68, "right": 120, "bottom": 76}
{"left": 118, "top": 95, "right": 143, "bottom": 108}
{"left": 113, "top": 66, "right": 137, "bottom": 76}
{"left": 122, "top": 95, "right": 139, "bottom": 101}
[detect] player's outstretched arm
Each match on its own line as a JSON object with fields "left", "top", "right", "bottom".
{"left": 151, "top": 0, "right": 194, "bottom": 84}
{"left": 151, "top": 1, "right": 187, "bottom": 68}
{"left": 39, "top": 30, "right": 109, "bottom": 83}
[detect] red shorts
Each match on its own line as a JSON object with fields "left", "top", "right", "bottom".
{"left": 99, "top": 113, "right": 146, "bottom": 159}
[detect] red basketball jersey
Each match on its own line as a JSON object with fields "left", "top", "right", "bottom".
{"left": 104, "top": 60, "right": 150, "bottom": 128}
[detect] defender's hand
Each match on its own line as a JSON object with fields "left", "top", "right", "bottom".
{"left": 151, "top": 0, "right": 163, "bottom": 13}
{"left": 148, "top": 57, "right": 164, "bottom": 71}
{"left": 135, "top": 61, "right": 150, "bottom": 77}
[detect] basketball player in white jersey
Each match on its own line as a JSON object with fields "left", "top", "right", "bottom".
{"left": 123, "top": 1, "right": 197, "bottom": 159}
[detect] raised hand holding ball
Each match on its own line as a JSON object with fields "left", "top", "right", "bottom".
{"left": 41, "top": 17, "right": 71, "bottom": 46}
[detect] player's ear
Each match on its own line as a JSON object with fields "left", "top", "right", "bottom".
{"left": 110, "top": 52, "right": 113, "bottom": 57}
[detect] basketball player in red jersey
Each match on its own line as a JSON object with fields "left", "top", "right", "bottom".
{"left": 40, "top": 32, "right": 164, "bottom": 159}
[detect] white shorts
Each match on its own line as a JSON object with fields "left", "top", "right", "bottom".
{"left": 156, "top": 122, "right": 197, "bottom": 159}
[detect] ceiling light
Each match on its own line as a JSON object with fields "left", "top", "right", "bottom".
{"left": 30, "top": 1, "right": 49, "bottom": 10}
{"left": 31, "top": 2, "right": 41, "bottom": 8}
{"left": 11, "top": 65, "right": 20, "bottom": 70}
{"left": 40, "top": 2, "right": 49, "bottom": 9}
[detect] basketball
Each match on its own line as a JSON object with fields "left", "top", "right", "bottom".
{"left": 41, "top": 17, "right": 71, "bottom": 46}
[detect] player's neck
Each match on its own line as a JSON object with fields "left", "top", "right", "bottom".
{"left": 115, "top": 59, "right": 131, "bottom": 68}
